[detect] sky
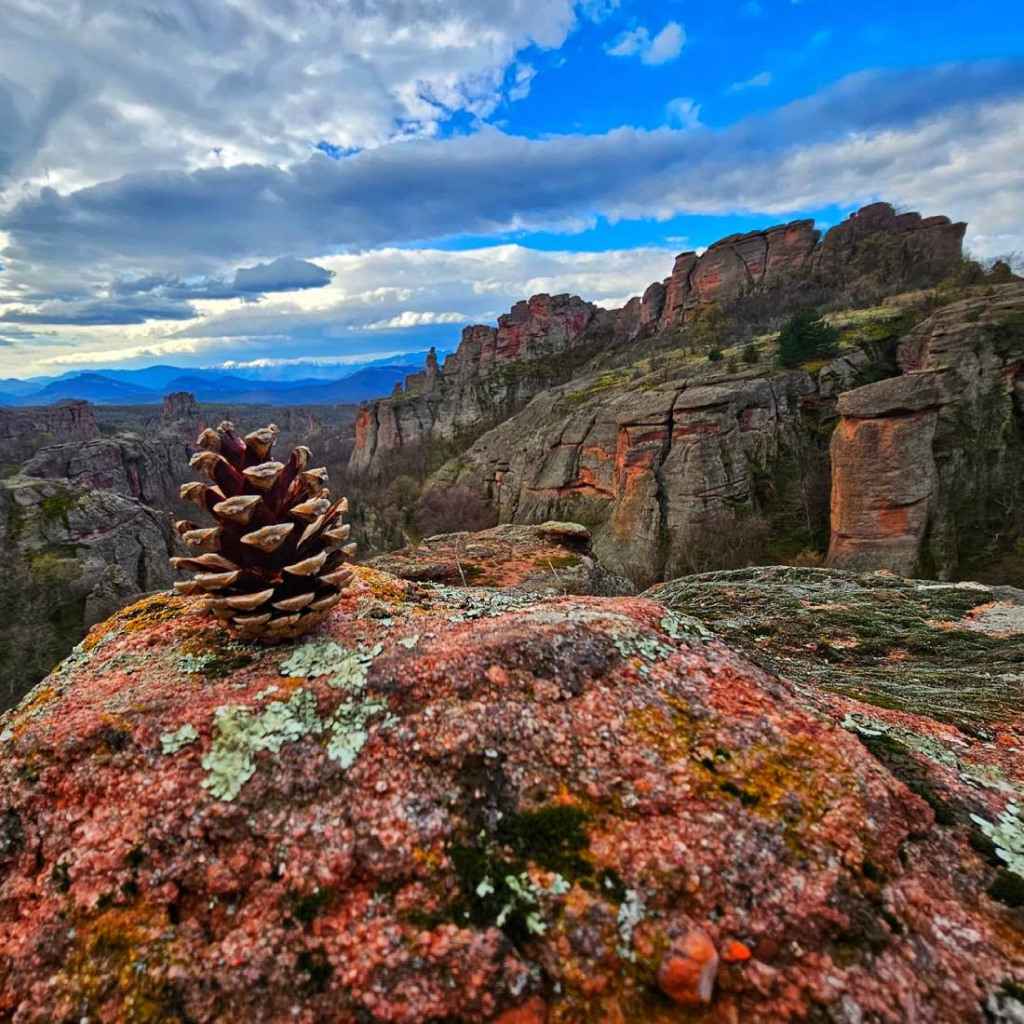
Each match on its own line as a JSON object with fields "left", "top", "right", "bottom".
{"left": 0, "top": 0, "right": 1022, "bottom": 378}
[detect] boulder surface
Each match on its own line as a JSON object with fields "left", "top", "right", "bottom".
{"left": 0, "top": 566, "right": 1021, "bottom": 1022}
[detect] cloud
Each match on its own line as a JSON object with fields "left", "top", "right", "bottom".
{"left": 0, "top": 296, "right": 196, "bottom": 326}
{"left": 2, "top": 257, "right": 334, "bottom": 326}
{"left": 23, "top": 243, "right": 675, "bottom": 371}
{"left": 3, "top": 60, "right": 1021, "bottom": 296}
{"left": 666, "top": 98, "right": 703, "bottom": 129}
{"left": 728, "top": 71, "right": 772, "bottom": 93}
{"left": 607, "top": 21, "right": 686, "bottom": 65}
{"left": 231, "top": 257, "right": 334, "bottom": 296}
{"left": 0, "top": 0, "right": 610, "bottom": 198}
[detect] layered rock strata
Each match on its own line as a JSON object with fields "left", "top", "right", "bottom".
{"left": 350, "top": 203, "right": 965, "bottom": 478}
{"left": 828, "top": 285, "right": 1024, "bottom": 575}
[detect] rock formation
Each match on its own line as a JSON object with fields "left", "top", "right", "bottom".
{"left": 368, "top": 521, "right": 634, "bottom": 595}
{"left": 22, "top": 434, "right": 192, "bottom": 510}
{"left": 350, "top": 203, "right": 966, "bottom": 478}
{"left": 0, "top": 564, "right": 1020, "bottom": 1022}
{"left": 829, "top": 285, "right": 1024, "bottom": 576}
{"left": 349, "top": 294, "right": 615, "bottom": 474}
{"left": 162, "top": 390, "right": 200, "bottom": 420}
{"left": 428, "top": 354, "right": 867, "bottom": 586}
{"left": 0, "top": 474, "right": 178, "bottom": 710}
{"left": 0, "top": 399, "right": 99, "bottom": 466}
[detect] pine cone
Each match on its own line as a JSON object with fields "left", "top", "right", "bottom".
{"left": 170, "top": 421, "right": 356, "bottom": 644}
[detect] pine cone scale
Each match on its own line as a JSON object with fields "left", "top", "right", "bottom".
{"left": 171, "top": 421, "right": 355, "bottom": 643}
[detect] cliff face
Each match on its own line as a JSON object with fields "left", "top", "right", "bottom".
{"left": 829, "top": 285, "right": 1024, "bottom": 576}
{"left": 0, "top": 475, "right": 178, "bottom": 709}
{"left": 0, "top": 400, "right": 99, "bottom": 466}
{"left": 0, "top": 564, "right": 1019, "bottom": 1022}
{"left": 22, "top": 434, "right": 192, "bottom": 510}
{"left": 350, "top": 203, "right": 966, "bottom": 477}
{"left": 429, "top": 357, "right": 865, "bottom": 586}
{"left": 349, "top": 294, "right": 615, "bottom": 474}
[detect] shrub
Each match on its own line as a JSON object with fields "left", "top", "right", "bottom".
{"left": 726, "top": 356, "right": 739, "bottom": 373}
{"left": 741, "top": 343, "right": 759, "bottom": 364}
{"left": 777, "top": 309, "right": 839, "bottom": 368}
{"left": 707, "top": 347, "right": 724, "bottom": 362}
{"left": 415, "top": 487, "right": 498, "bottom": 538}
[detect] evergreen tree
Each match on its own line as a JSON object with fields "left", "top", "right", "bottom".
{"left": 777, "top": 309, "right": 839, "bottom": 368}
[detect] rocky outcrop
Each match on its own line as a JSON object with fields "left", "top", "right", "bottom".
{"left": 0, "top": 399, "right": 99, "bottom": 466}
{"left": 349, "top": 294, "right": 615, "bottom": 474}
{"left": 658, "top": 203, "right": 965, "bottom": 329}
{"left": 368, "top": 521, "right": 634, "bottom": 595}
{"left": 428, "top": 355, "right": 868, "bottom": 586}
{"left": 0, "top": 567, "right": 1021, "bottom": 1021}
{"left": 0, "top": 475, "right": 178, "bottom": 710}
{"left": 22, "top": 434, "right": 192, "bottom": 510}
{"left": 350, "top": 204, "right": 965, "bottom": 478}
{"left": 829, "top": 285, "right": 1024, "bottom": 575}
{"left": 162, "top": 390, "right": 199, "bottom": 419}
{"left": 659, "top": 219, "right": 820, "bottom": 327}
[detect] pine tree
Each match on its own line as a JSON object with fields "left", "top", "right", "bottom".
{"left": 777, "top": 309, "right": 839, "bottom": 368}
{"left": 171, "top": 421, "right": 355, "bottom": 643}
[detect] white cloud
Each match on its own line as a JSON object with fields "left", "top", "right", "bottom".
{"left": 728, "top": 71, "right": 773, "bottom": 93}
{"left": 607, "top": 21, "right": 686, "bottom": 65}
{"left": 363, "top": 311, "right": 472, "bottom": 330}
{"left": 0, "top": 0, "right": 607, "bottom": 200}
{"left": 12, "top": 243, "right": 675, "bottom": 373}
{"left": 666, "top": 98, "right": 703, "bottom": 129}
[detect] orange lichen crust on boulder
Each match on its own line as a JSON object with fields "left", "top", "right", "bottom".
{"left": 0, "top": 567, "right": 1020, "bottom": 1023}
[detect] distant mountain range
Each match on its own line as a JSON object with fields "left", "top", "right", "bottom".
{"left": 0, "top": 353, "right": 440, "bottom": 407}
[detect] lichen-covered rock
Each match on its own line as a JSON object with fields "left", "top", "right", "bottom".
{"left": 0, "top": 568, "right": 1020, "bottom": 1022}
{"left": 650, "top": 564, "right": 1024, "bottom": 974}
{"left": 367, "top": 522, "right": 634, "bottom": 595}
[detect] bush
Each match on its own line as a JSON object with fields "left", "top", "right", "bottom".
{"left": 707, "top": 347, "right": 724, "bottom": 362}
{"left": 414, "top": 487, "right": 498, "bottom": 539}
{"left": 777, "top": 309, "right": 839, "bottom": 368}
{"left": 726, "top": 356, "right": 739, "bottom": 373}
{"left": 741, "top": 343, "right": 759, "bottom": 364}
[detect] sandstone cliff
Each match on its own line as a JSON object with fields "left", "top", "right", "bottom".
{"left": 0, "top": 563, "right": 1019, "bottom": 1022}
{"left": 349, "top": 203, "right": 965, "bottom": 479}
{"left": 22, "top": 433, "right": 192, "bottom": 511}
{"left": 0, "top": 474, "right": 178, "bottom": 709}
{"left": 427, "top": 355, "right": 866, "bottom": 586}
{"left": 829, "top": 284, "right": 1024, "bottom": 576}
{"left": 0, "top": 399, "right": 99, "bottom": 467}
{"left": 349, "top": 294, "right": 615, "bottom": 474}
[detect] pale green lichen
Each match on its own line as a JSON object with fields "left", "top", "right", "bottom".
{"left": 279, "top": 640, "right": 353, "bottom": 679}
{"left": 325, "top": 693, "right": 395, "bottom": 768}
{"left": 160, "top": 723, "right": 199, "bottom": 754}
{"left": 495, "top": 873, "right": 547, "bottom": 936}
{"left": 201, "top": 689, "right": 323, "bottom": 801}
{"left": 660, "top": 613, "right": 713, "bottom": 642}
{"left": 200, "top": 642, "right": 398, "bottom": 799}
{"left": 971, "top": 801, "right": 1024, "bottom": 876}
{"left": 280, "top": 638, "right": 382, "bottom": 690}
{"left": 842, "top": 712, "right": 1015, "bottom": 792}
{"left": 616, "top": 888, "right": 645, "bottom": 961}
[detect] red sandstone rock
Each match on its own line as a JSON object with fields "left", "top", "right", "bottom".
{"left": 0, "top": 567, "right": 1020, "bottom": 1022}
{"left": 162, "top": 391, "right": 199, "bottom": 419}
{"left": 367, "top": 522, "right": 633, "bottom": 595}
{"left": 829, "top": 286, "right": 1024, "bottom": 575}
{"left": 657, "top": 929, "right": 719, "bottom": 1005}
